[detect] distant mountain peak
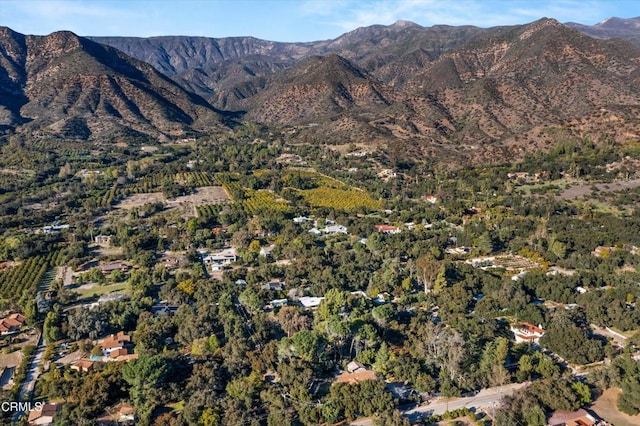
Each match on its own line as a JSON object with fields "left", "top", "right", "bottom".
{"left": 392, "top": 20, "right": 419, "bottom": 28}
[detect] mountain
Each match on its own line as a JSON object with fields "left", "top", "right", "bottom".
{"left": 566, "top": 17, "right": 640, "bottom": 47}
{"left": 0, "top": 27, "right": 234, "bottom": 141}
{"left": 404, "top": 18, "right": 640, "bottom": 158}
{"left": 3, "top": 17, "right": 639, "bottom": 161}
{"left": 243, "top": 53, "right": 451, "bottom": 148}
{"left": 90, "top": 23, "right": 493, "bottom": 108}
{"left": 244, "top": 18, "right": 639, "bottom": 162}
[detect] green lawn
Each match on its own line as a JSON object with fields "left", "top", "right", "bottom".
{"left": 73, "top": 282, "right": 129, "bottom": 299}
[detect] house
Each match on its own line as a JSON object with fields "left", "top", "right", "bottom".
{"left": 347, "top": 361, "right": 366, "bottom": 373}
{"left": 293, "top": 216, "right": 311, "bottom": 224}
{"left": 99, "top": 262, "right": 129, "bottom": 275}
{"left": 308, "top": 227, "right": 322, "bottom": 235}
{"left": 511, "top": 322, "right": 545, "bottom": 344}
{"left": 202, "top": 247, "right": 237, "bottom": 272}
{"left": 422, "top": 195, "right": 438, "bottom": 204}
{"left": 335, "top": 369, "right": 378, "bottom": 384}
{"left": 94, "top": 235, "right": 112, "bottom": 245}
{"left": 235, "top": 279, "right": 247, "bottom": 286}
{"left": 28, "top": 403, "right": 60, "bottom": 425}
{"left": 211, "top": 226, "right": 227, "bottom": 235}
{"left": 42, "top": 223, "right": 70, "bottom": 234}
{"left": 0, "top": 313, "right": 26, "bottom": 334}
{"left": 375, "top": 224, "right": 401, "bottom": 234}
{"left": 163, "top": 257, "right": 180, "bottom": 270}
{"left": 95, "top": 402, "right": 136, "bottom": 425}
{"left": 269, "top": 299, "right": 288, "bottom": 309}
{"left": 322, "top": 224, "right": 348, "bottom": 235}
{"left": 109, "top": 348, "right": 130, "bottom": 358}
{"left": 70, "top": 359, "right": 95, "bottom": 373}
{"left": 298, "top": 296, "right": 324, "bottom": 309}
{"left": 100, "top": 331, "right": 131, "bottom": 356}
{"left": 260, "top": 244, "right": 276, "bottom": 258}
{"left": 548, "top": 408, "right": 596, "bottom": 426}
{"left": 261, "top": 281, "right": 285, "bottom": 291}
{"left": 151, "top": 303, "right": 179, "bottom": 316}
{"left": 445, "top": 246, "right": 471, "bottom": 255}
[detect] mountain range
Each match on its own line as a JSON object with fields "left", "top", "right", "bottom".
{"left": 1, "top": 17, "right": 639, "bottom": 161}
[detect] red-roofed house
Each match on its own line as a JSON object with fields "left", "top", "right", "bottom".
{"left": 335, "top": 369, "right": 378, "bottom": 385}
{"left": 548, "top": 408, "right": 596, "bottom": 426}
{"left": 511, "top": 322, "right": 545, "bottom": 344}
{"left": 28, "top": 403, "right": 60, "bottom": 425}
{"left": 375, "top": 224, "right": 401, "bottom": 235}
{"left": 100, "top": 331, "right": 131, "bottom": 356}
{"left": 71, "top": 359, "right": 95, "bottom": 373}
{"left": 0, "top": 312, "right": 26, "bottom": 334}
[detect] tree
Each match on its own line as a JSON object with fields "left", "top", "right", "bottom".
{"left": 122, "top": 355, "right": 170, "bottom": 424}
{"left": 276, "top": 306, "right": 311, "bottom": 337}
{"left": 416, "top": 253, "right": 440, "bottom": 294}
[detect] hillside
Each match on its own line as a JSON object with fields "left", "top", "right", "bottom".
{"left": 566, "top": 16, "right": 640, "bottom": 47}
{"left": 0, "top": 27, "right": 234, "bottom": 141}
{"left": 405, "top": 18, "right": 640, "bottom": 157}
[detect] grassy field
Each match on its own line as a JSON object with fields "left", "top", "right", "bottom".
{"left": 73, "top": 282, "right": 128, "bottom": 299}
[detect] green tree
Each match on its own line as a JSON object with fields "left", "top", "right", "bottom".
{"left": 122, "top": 355, "right": 170, "bottom": 424}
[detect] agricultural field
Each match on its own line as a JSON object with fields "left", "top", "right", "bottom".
{"left": 243, "top": 189, "right": 291, "bottom": 214}
{"left": 0, "top": 251, "right": 60, "bottom": 302}
{"left": 299, "top": 187, "right": 382, "bottom": 211}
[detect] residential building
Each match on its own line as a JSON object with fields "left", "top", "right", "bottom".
{"left": 298, "top": 296, "right": 324, "bottom": 309}
{"left": 511, "top": 322, "right": 545, "bottom": 344}
{"left": 346, "top": 361, "right": 366, "bottom": 373}
{"left": 94, "top": 235, "right": 112, "bottom": 245}
{"left": 70, "top": 359, "right": 95, "bottom": 373}
{"left": 28, "top": 403, "right": 60, "bottom": 425}
{"left": 261, "top": 281, "right": 285, "bottom": 291}
{"left": 202, "top": 247, "right": 237, "bottom": 272}
{"left": 547, "top": 408, "right": 597, "bottom": 426}
{"left": 0, "top": 313, "right": 26, "bottom": 334}
{"left": 374, "top": 224, "right": 401, "bottom": 234}
{"left": 335, "top": 369, "right": 378, "bottom": 385}
{"left": 100, "top": 331, "right": 132, "bottom": 357}
{"left": 95, "top": 402, "right": 136, "bottom": 425}
{"left": 269, "top": 299, "right": 288, "bottom": 309}
{"left": 324, "top": 224, "right": 348, "bottom": 234}
{"left": 99, "top": 262, "right": 129, "bottom": 275}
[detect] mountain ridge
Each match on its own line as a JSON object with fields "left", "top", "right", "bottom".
{"left": 0, "top": 27, "right": 235, "bottom": 141}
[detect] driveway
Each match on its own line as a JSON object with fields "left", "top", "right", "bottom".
{"left": 349, "top": 381, "right": 530, "bottom": 426}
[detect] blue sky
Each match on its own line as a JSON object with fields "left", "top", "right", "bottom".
{"left": 1, "top": 0, "right": 638, "bottom": 42}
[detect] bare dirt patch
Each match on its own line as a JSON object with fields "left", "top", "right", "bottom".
{"left": 116, "top": 192, "right": 165, "bottom": 209}
{"left": 556, "top": 178, "right": 640, "bottom": 200}
{"left": 590, "top": 388, "right": 640, "bottom": 426}
{"left": 115, "top": 186, "right": 230, "bottom": 216}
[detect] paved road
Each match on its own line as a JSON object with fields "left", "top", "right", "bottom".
{"left": 592, "top": 325, "right": 627, "bottom": 348}
{"left": 349, "top": 382, "right": 529, "bottom": 426}
{"left": 13, "top": 335, "right": 47, "bottom": 423}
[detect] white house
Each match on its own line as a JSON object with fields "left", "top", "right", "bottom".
{"left": 203, "top": 247, "right": 237, "bottom": 271}
{"left": 323, "top": 225, "right": 348, "bottom": 235}
{"left": 298, "top": 296, "right": 324, "bottom": 309}
{"left": 510, "top": 322, "right": 545, "bottom": 344}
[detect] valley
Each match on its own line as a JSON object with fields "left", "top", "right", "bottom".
{"left": 0, "top": 13, "right": 639, "bottom": 426}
